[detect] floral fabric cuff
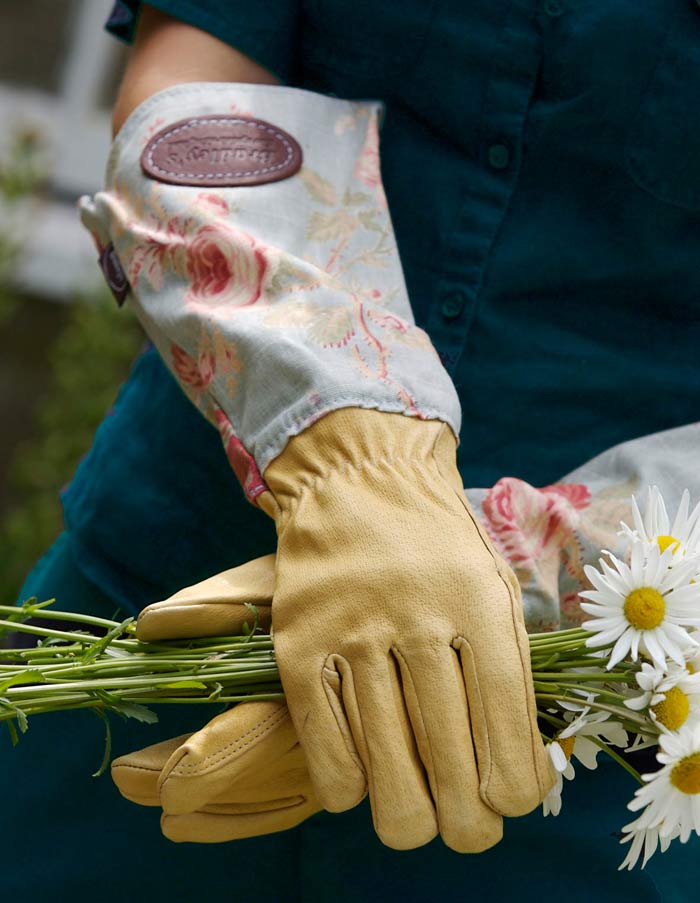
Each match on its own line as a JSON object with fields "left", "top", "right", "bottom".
{"left": 79, "top": 81, "right": 461, "bottom": 502}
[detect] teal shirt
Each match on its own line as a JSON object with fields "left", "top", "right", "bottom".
{"left": 8, "top": 3, "right": 700, "bottom": 900}
{"left": 67, "top": 0, "right": 700, "bottom": 609}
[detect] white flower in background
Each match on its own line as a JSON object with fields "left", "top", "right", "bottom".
{"left": 619, "top": 486, "right": 700, "bottom": 564}
{"left": 580, "top": 541, "right": 700, "bottom": 669}
{"left": 625, "top": 661, "right": 700, "bottom": 733}
{"left": 621, "top": 721, "right": 700, "bottom": 865}
{"left": 542, "top": 706, "right": 628, "bottom": 816}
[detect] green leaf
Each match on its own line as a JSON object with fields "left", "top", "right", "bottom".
{"left": 0, "top": 698, "right": 29, "bottom": 739}
{"left": 110, "top": 702, "right": 158, "bottom": 724}
{"left": 160, "top": 680, "right": 207, "bottom": 691}
{"left": 207, "top": 682, "right": 223, "bottom": 702}
{"left": 81, "top": 617, "right": 133, "bottom": 664}
{"left": 91, "top": 689, "right": 157, "bottom": 724}
{"left": 0, "top": 670, "right": 45, "bottom": 693}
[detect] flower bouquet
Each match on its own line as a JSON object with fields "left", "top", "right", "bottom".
{"left": 3, "top": 485, "right": 700, "bottom": 870}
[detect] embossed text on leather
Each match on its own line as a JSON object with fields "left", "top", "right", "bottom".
{"left": 141, "top": 115, "right": 303, "bottom": 187}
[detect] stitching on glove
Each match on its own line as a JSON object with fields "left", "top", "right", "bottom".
{"left": 143, "top": 117, "right": 297, "bottom": 181}
{"left": 274, "top": 451, "right": 443, "bottom": 519}
{"left": 172, "top": 706, "right": 290, "bottom": 775}
{"left": 138, "top": 602, "right": 264, "bottom": 629}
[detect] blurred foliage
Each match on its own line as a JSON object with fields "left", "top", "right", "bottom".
{"left": 0, "top": 127, "right": 50, "bottom": 326}
{"left": 0, "top": 125, "right": 143, "bottom": 602}
{"left": 0, "top": 291, "right": 143, "bottom": 602}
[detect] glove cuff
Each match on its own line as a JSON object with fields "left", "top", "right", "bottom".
{"left": 258, "top": 406, "right": 460, "bottom": 516}
{"left": 80, "top": 81, "right": 461, "bottom": 506}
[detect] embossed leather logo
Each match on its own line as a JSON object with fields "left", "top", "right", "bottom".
{"left": 141, "top": 115, "right": 303, "bottom": 187}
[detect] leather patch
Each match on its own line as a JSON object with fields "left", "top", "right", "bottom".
{"left": 141, "top": 115, "right": 303, "bottom": 187}
{"left": 99, "top": 242, "right": 130, "bottom": 306}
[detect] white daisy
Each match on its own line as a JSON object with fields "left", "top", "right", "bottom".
{"left": 560, "top": 707, "right": 628, "bottom": 768}
{"left": 542, "top": 706, "right": 628, "bottom": 816}
{"left": 579, "top": 541, "right": 700, "bottom": 669}
{"left": 619, "top": 486, "right": 700, "bottom": 563}
{"left": 625, "top": 661, "right": 700, "bottom": 732}
{"left": 624, "top": 721, "right": 700, "bottom": 847}
{"left": 619, "top": 823, "right": 678, "bottom": 871}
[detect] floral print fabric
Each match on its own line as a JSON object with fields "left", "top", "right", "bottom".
{"left": 79, "top": 82, "right": 461, "bottom": 501}
{"left": 465, "top": 421, "right": 700, "bottom": 632}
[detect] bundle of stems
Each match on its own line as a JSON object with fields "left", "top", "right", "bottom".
{"left": 0, "top": 598, "right": 652, "bottom": 782}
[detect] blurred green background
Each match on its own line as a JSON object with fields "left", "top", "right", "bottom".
{"left": 0, "top": 1, "right": 141, "bottom": 602}
{"left": 0, "top": 114, "right": 142, "bottom": 604}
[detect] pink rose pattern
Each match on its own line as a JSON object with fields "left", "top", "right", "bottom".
{"left": 480, "top": 477, "right": 634, "bottom": 631}
{"left": 214, "top": 409, "right": 267, "bottom": 502}
{"left": 186, "top": 222, "right": 267, "bottom": 307}
{"left": 171, "top": 343, "right": 215, "bottom": 390}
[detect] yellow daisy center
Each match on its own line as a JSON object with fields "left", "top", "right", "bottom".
{"left": 558, "top": 735, "right": 575, "bottom": 760}
{"left": 657, "top": 535, "right": 681, "bottom": 555}
{"left": 651, "top": 687, "right": 690, "bottom": 731}
{"left": 670, "top": 753, "right": 700, "bottom": 795}
{"left": 623, "top": 587, "right": 666, "bottom": 630}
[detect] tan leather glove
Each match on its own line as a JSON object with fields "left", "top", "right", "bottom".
{"left": 112, "top": 699, "right": 320, "bottom": 842}
{"left": 134, "top": 407, "right": 553, "bottom": 852}
{"left": 112, "top": 555, "right": 321, "bottom": 841}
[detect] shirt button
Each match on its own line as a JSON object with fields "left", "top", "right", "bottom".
{"left": 487, "top": 142, "right": 511, "bottom": 170}
{"left": 441, "top": 293, "right": 467, "bottom": 320}
{"left": 542, "top": 0, "right": 565, "bottom": 16}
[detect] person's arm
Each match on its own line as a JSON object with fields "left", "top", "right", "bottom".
{"left": 112, "top": 5, "right": 279, "bottom": 137}
{"left": 83, "top": 5, "right": 552, "bottom": 854}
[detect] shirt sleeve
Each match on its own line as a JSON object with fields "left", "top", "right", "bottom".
{"left": 104, "top": 0, "right": 300, "bottom": 85}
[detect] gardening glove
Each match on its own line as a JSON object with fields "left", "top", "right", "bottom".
{"left": 112, "top": 699, "right": 320, "bottom": 842}
{"left": 113, "top": 555, "right": 321, "bottom": 841}
{"left": 135, "top": 406, "right": 553, "bottom": 853}
{"left": 79, "top": 82, "right": 551, "bottom": 851}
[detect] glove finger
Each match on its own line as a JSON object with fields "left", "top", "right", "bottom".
{"left": 137, "top": 553, "right": 276, "bottom": 641}
{"left": 393, "top": 640, "right": 503, "bottom": 853}
{"left": 455, "top": 571, "right": 552, "bottom": 816}
{"left": 112, "top": 734, "right": 191, "bottom": 806}
{"left": 161, "top": 796, "right": 319, "bottom": 843}
{"left": 336, "top": 653, "right": 438, "bottom": 850}
{"left": 279, "top": 648, "right": 367, "bottom": 813}
{"left": 158, "top": 700, "right": 297, "bottom": 815}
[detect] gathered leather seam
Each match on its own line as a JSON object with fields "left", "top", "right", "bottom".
{"left": 273, "top": 450, "right": 441, "bottom": 527}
